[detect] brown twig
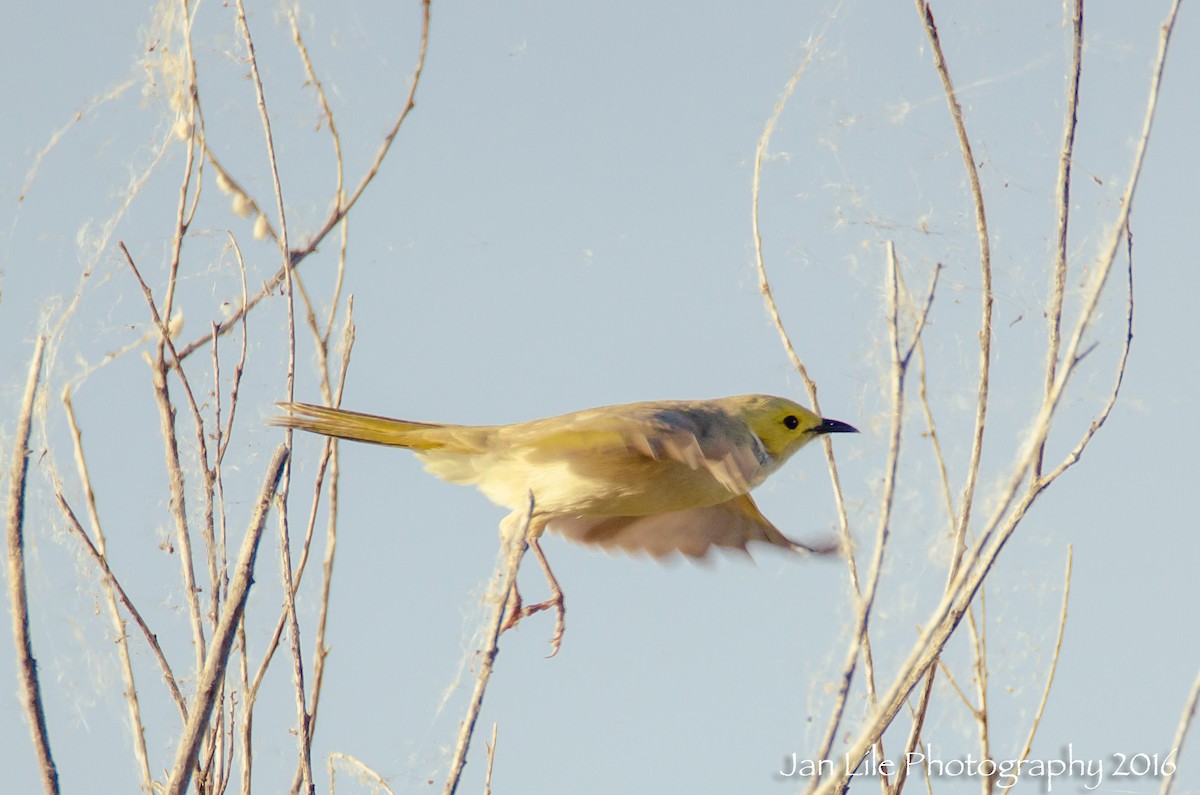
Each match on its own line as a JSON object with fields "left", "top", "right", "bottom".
{"left": 1015, "top": 546, "right": 1073, "bottom": 766}
{"left": 1160, "top": 666, "right": 1200, "bottom": 795}
{"left": 164, "top": 445, "right": 289, "bottom": 795}
{"left": 327, "top": 753, "right": 397, "bottom": 795}
{"left": 828, "top": 243, "right": 910, "bottom": 788}
{"left": 890, "top": 269, "right": 957, "bottom": 795}
{"left": 288, "top": 8, "right": 347, "bottom": 283}
{"left": 163, "top": 0, "right": 203, "bottom": 330}
{"left": 748, "top": 25, "right": 874, "bottom": 773}
{"left": 279, "top": 28, "right": 358, "bottom": 771}
{"left": 968, "top": 597, "right": 992, "bottom": 794}
{"left": 5, "top": 336, "right": 60, "bottom": 794}
{"left": 1036, "top": 0, "right": 1085, "bottom": 480}
{"left": 809, "top": 2, "right": 1180, "bottom": 788}
{"left": 289, "top": 303, "right": 357, "bottom": 792}
{"left": 121, "top": 242, "right": 208, "bottom": 675}
{"left": 483, "top": 723, "right": 499, "bottom": 795}
{"left": 444, "top": 495, "right": 536, "bottom": 795}
{"left": 916, "top": 0, "right": 995, "bottom": 612}
{"left": 237, "top": 616, "right": 253, "bottom": 795}
{"left": 210, "top": 235, "right": 251, "bottom": 671}
{"left": 60, "top": 389, "right": 154, "bottom": 792}
{"left": 230, "top": 0, "right": 314, "bottom": 789}
{"left": 52, "top": 486, "right": 187, "bottom": 718}
{"left": 213, "top": 235, "right": 250, "bottom": 795}
{"left": 174, "top": 0, "right": 432, "bottom": 362}
{"left": 1038, "top": 226, "right": 1135, "bottom": 487}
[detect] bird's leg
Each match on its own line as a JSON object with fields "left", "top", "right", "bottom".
{"left": 501, "top": 580, "right": 526, "bottom": 628}
{"left": 499, "top": 532, "right": 567, "bottom": 657}
{"left": 523, "top": 536, "right": 567, "bottom": 655}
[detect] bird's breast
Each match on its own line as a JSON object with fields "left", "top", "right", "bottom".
{"left": 464, "top": 449, "right": 742, "bottom": 517}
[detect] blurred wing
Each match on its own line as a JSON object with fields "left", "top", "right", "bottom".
{"left": 625, "top": 423, "right": 766, "bottom": 494}
{"left": 522, "top": 404, "right": 769, "bottom": 494}
{"left": 547, "top": 494, "right": 839, "bottom": 560}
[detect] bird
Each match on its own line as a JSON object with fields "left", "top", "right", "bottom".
{"left": 272, "top": 394, "right": 857, "bottom": 654}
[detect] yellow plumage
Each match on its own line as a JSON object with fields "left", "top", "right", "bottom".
{"left": 272, "top": 394, "right": 857, "bottom": 559}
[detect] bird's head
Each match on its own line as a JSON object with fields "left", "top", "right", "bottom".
{"left": 727, "top": 394, "right": 859, "bottom": 463}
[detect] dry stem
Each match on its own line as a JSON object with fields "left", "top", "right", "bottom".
{"left": 174, "top": 0, "right": 432, "bottom": 362}
{"left": 164, "top": 446, "right": 289, "bottom": 795}
{"left": 5, "top": 336, "right": 59, "bottom": 794}
{"left": 804, "top": 0, "right": 1180, "bottom": 789}
{"left": 443, "top": 496, "right": 536, "bottom": 795}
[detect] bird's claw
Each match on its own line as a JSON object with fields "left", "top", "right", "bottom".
{"left": 502, "top": 588, "right": 567, "bottom": 657}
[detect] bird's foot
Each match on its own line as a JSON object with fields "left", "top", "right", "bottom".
{"left": 501, "top": 588, "right": 566, "bottom": 657}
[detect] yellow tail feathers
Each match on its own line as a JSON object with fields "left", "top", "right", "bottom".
{"left": 272, "top": 403, "right": 453, "bottom": 451}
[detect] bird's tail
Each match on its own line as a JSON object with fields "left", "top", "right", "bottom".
{"left": 271, "top": 402, "right": 474, "bottom": 452}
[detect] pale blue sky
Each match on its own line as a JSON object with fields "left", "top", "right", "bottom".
{"left": 2, "top": 2, "right": 1197, "bottom": 793}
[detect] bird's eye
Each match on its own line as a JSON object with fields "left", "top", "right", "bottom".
{"left": 783, "top": 415, "right": 800, "bottom": 430}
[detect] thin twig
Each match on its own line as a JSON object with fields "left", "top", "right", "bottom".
{"left": 289, "top": 303, "right": 357, "bottom": 793}
{"left": 483, "top": 723, "right": 499, "bottom": 795}
{"left": 444, "top": 496, "right": 536, "bottom": 795}
{"left": 916, "top": 0, "right": 995, "bottom": 615}
{"left": 1038, "top": 225, "right": 1135, "bottom": 487}
{"left": 212, "top": 234, "right": 252, "bottom": 621}
{"left": 121, "top": 242, "right": 208, "bottom": 675}
{"left": 60, "top": 389, "right": 154, "bottom": 791}
{"left": 281, "top": 28, "right": 358, "bottom": 777}
{"left": 293, "top": 0, "right": 431, "bottom": 263}
{"left": 230, "top": 0, "right": 314, "bottom": 789}
{"left": 1160, "top": 666, "right": 1200, "bottom": 795}
{"left": 934, "top": 657, "right": 974, "bottom": 713}
{"left": 52, "top": 489, "right": 187, "bottom": 717}
{"left": 968, "top": 598, "right": 992, "bottom": 795}
{"left": 747, "top": 19, "right": 873, "bottom": 769}
{"left": 809, "top": 6, "right": 1180, "bottom": 785}
{"left": 288, "top": 8, "right": 347, "bottom": 284}
{"left": 162, "top": 0, "right": 201, "bottom": 326}
{"left": 5, "top": 336, "right": 60, "bottom": 795}
{"left": 238, "top": 615, "right": 252, "bottom": 795}
{"left": 164, "top": 446, "right": 289, "bottom": 795}
{"left": 884, "top": 264, "right": 948, "bottom": 795}
{"left": 1036, "top": 0, "right": 1085, "bottom": 480}
{"left": 1015, "top": 546, "right": 1073, "bottom": 765}
{"left": 752, "top": 37, "right": 822, "bottom": 391}
{"left": 217, "top": 235, "right": 251, "bottom": 795}
{"left": 830, "top": 243, "right": 911, "bottom": 789}
{"left": 174, "top": 0, "right": 432, "bottom": 362}
{"left": 328, "top": 752, "right": 397, "bottom": 795}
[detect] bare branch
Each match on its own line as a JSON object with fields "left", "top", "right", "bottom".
{"left": 328, "top": 752, "right": 397, "bottom": 795}
{"left": 808, "top": 6, "right": 1182, "bottom": 784}
{"left": 121, "top": 242, "right": 208, "bottom": 673}
{"left": 444, "top": 495, "right": 536, "bottom": 795}
{"left": 1160, "top": 666, "right": 1200, "bottom": 795}
{"left": 5, "top": 336, "right": 60, "bottom": 795}
{"left": 748, "top": 22, "right": 874, "bottom": 768}
{"left": 174, "top": 0, "right": 433, "bottom": 362}
{"left": 916, "top": 0, "right": 995, "bottom": 593}
{"left": 484, "top": 723, "right": 499, "bottom": 795}
{"left": 1016, "top": 546, "right": 1073, "bottom": 765}
{"left": 1038, "top": 224, "right": 1135, "bottom": 487}
{"left": 164, "top": 446, "right": 289, "bottom": 795}
{"left": 51, "top": 486, "right": 188, "bottom": 714}
{"left": 1036, "top": 0, "right": 1085, "bottom": 480}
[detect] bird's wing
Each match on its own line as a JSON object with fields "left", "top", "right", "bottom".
{"left": 546, "top": 493, "right": 840, "bottom": 560}
{"left": 519, "top": 404, "right": 769, "bottom": 494}
{"left": 624, "top": 422, "right": 766, "bottom": 494}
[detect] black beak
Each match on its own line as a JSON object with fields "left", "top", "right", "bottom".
{"left": 816, "top": 418, "right": 858, "bottom": 435}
